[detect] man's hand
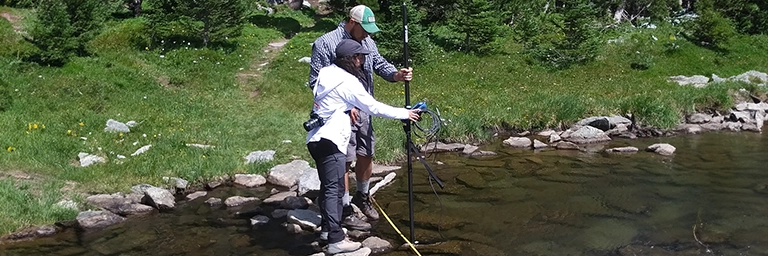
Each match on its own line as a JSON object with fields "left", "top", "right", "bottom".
{"left": 349, "top": 108, "right": 359, "bottom": 124}
{"left": 394, "top": 67, "right": 413, "bottom": 82}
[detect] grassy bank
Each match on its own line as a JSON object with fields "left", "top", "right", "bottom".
{"left": 1, "top": 6, "right": 768, "bottom": 235}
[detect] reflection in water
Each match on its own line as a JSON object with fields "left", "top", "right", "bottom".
{"left": 1, "top": 132, "right": 767, "bottom": 255}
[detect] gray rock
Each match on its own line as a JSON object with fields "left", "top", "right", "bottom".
{"left": 730, "top": 70, "right": 768, "bottom": 84}
{"left": 0, "top": 225, "right": 59, "bottom": 243}
{"left": 729, "top": 110, "right": 751, "bottom": 122}
{"left": 371, "top": 164, "right": 400, "bottom": 175}
{"left": 280, "top": 196, "right": 310, "bottom": 210}
{"left": 668, "top": 75, "right": 709, "bottom": 87}
{"left": 234, "top": 174, "right": 266, "bottom": 188}
{"left": 224, "top": 196, "right": 260, "bottom": 207}
{"left": 470, "top": 150, "right": 497, "bottom": 156}
{"left": 250, "top": 215, "right": 270, "bottom": 227}
{"left": 701, "top": 123, "right": 726, "bottom": 131}
{"left": 287, "top": 209, "right": 322, "bottom": 230}
{"left": 272, "top": 209, "right": 289, "bottom": 219}
{"left": 130, "top": 184, "right": 153, "bottom": 195}
{"left": 298, "top": 57, "right": 311, "bottom": 63}
{"left": 687, "top": 113, "right": 712, "bottom": 124}
{"left": 244, "top": 150, "right": 275, "bottom": 164}
{"left": 461, "top": 145, "right": 479, "bottom": 155}
{"left": 284, "top": 223, "right": 303, "bottom": 234}
{"left": 113, "top": 204, "right": 155, "bottom": 216}
{"left": 726, "top": 122, "right": 743, "bottom": 131}
{"left": 746, "top": 102, "right": 768, "bottom": 112}
{"left": 369, "top": 172, "right": 396, "bottom": 196}
{"left": 712, "top": 73, "right": 725, "bottom": 83}
{"left": 76, "top": 211, "right": 126, "bottom": 230}
{"left": 532, "top": 139, "right": 548, "bottom": 149}
{"left": 267, "top": 160, "right": 310, "bottom": 188}
{"left": 675, "top": 124, "right": 702, "bottom": 134}
{"left": 205, "top": 197, "right": 222, "bottom": 207}
{"left": 537, "top": 129, "right": 558, "bottom": 137}
{"left": 503, "top": 137, "right": 531, "bottom": 148}
{"left": 646, "top": 143, "right": 676, "bottom": 156}
{"left": 420, "top": 142, "right": 465, "bottom": 153}
{"left": 163, "top": 177, "right": 188, "bottom": 190}
{"left": 564, "top": 126, "right": 611, "bottom": 144}
{"left": 186, "top": 191, "right": 207, "bottom": 201}
{"left": 554, "top": 141, "right": 580, "bottom": 150}
{"left": 742, "top": 122, "right": 762, "bottom": 132}
{"left": 78, "top": 153, "right": 106, "bottom": 167}
{"left": 362, "top": 237, "right": 392, "bottom": 254}
{"left": 185, "top": 143, "right": 215, "bottom": 149}
{"left": 55, "top": 200, "right": 79, "bottom": 210}
{"left": 263, "top": 191, "right": 296, "bottom": 204}
{"left": 130, "top": 145, "right": 151, "bottom": 156}
{"left": 605, "top": 147, "right": 639, "bottom": 153}
{"left": 297, "top": 168, "right": 320, "bottom": 197}
{"left": 144, "top": 187, "right": 175, "bottom": 210}
{"left": 104, "top": 119, "right": 130, "bottom": 133}
{"left": 548, "top": 133, "right": 562, "bottom": 143}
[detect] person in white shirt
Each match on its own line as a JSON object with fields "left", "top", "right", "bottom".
{"left": 306, "top": 39, "right": 420, "bottom": 254}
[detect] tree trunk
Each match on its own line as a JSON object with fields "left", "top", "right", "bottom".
{"left": 203, "top": 9, "right": 210, "bottom": 47}
{"left": 131, "top": 0, "right": 142, "bottom": 17}
{"left": 614, "top": 0, "right": 626, "bottom": 23}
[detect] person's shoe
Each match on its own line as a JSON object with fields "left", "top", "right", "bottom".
{"left": 327, "top": 239, "right": 361, "bottom": 254}
{"left": 342, "top": 205, "right": 354, "bottom": 218}
{"left": 342, "top": 215, "right": 371, "bottom": 231}
{"left": 352, "top": 191, "right": 379, "bottom": 220}
{"left": 319, "top": 228, "right": 348, "bottom": 241}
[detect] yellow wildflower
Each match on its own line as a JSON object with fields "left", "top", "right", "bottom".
{"left": 33, "top": 124, "right": 38, "bottom": 129}
{"left": 6, "top": 146, "right": 15, "bottom": 152}
{"left": 67, "top": 130, "right": 72, "bottom": 135}
{"left": 79, "top": 122, "right": 84, "bottom": 126}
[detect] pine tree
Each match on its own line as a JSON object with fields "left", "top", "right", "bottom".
{"left": 27, "top": 0, "right": 108, "bottom": 65}
{"left": 148, "top": 0, "right": 246, "bottom": 47}
{"left": 447, "top": 0, "right": 500, "bottom": 54}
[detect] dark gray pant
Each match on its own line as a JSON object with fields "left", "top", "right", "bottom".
{"left": 307, "top": 139, "right": 346, "bottom": 243}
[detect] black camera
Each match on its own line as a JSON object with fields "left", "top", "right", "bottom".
{"left": 303, "top": 112, "right": 325, "bottom": 132}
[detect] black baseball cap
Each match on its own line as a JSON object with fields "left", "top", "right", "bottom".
{"left": 335, "top": 39, "right": 371, "bottom": 58}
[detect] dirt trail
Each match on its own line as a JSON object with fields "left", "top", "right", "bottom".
{"left": 236, "top": 38, "right": 290, "bottom": 98}
{"left": 0, "top": 12, "right": 23, "bottom": 33}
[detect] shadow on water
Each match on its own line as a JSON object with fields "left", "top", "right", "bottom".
{"left": 2, "top": 132, "right": 768, "bottom": 255}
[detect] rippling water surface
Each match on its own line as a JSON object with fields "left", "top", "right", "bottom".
{"left": 2, "top": 132, "right": 767, "bottom": 256}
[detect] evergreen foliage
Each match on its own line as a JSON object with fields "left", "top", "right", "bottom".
{"left": 27, "top": 0, "right": 108, "bottom": 66}
{"left": 686, "top": 0, "right": 736, "bottom": 50}
{"left": 147, "top": 0, "right": 246, "bottom": 47}
{"left": 375, "top": 0, "right": 434, "bottom": 65}
{"left": 445, "top": 0, "right": 501, "bottom": 54}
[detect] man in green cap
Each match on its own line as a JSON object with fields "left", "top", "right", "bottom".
{"left": 309, "top": 4, "right": 413, "bottom": 235}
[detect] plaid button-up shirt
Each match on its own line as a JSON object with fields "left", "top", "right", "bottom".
{"left": 308, "top": 21, "right": 398, "bottom": 97}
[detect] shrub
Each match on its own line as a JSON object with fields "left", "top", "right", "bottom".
{"left": 27, "top": 0, "right": 108, "bottom": 66}
{"left": 684, "top": 0, "right": 737, "bottom": 50}
{"left": 147, "top": 0, "right": 246, "bottom": 47}
{"left": 517, "top": 0, "right": 602, "bottom": 69}
{"left": 445, "top": 0, "right": 502, "bottom": 54}
{"left": 87, "top": 18, "right": 151, "bottom": 54}
{"left": 376, "top": 0, "right": 436, "bottom": 65}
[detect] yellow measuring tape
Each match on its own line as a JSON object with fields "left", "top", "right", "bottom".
{"left": 371, "top": 197, "right": 422, "bottom": 256}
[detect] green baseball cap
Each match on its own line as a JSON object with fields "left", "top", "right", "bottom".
{"left": 349, "top": 5, "right": 380, "bottom": 34}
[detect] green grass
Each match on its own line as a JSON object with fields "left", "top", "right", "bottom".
{"left": 0, "top": 179, "right": 78, "bottom": 234}
{"left": 1, "top": 6, "right": 768, "bottom": 235}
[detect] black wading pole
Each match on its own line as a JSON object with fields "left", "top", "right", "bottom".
{"left": 401, "top": 2, "right": 415, "bottom": 243}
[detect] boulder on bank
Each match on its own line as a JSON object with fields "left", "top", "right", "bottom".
{"left": 76, "top": 210, "right": 126, "bottom": 230}
{"left": 646, "top": 143, "right": 676, "bottom": 156}
{"left": 503, "top": 137, "right": 531, "bottom": 148}
{"left": 267, "top": 160, "right": 310, "bottom": 188}
{"left": 563, "top": 126, "right": 611, "bottom": 144}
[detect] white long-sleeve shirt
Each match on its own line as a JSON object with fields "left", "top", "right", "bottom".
{"left": 306, "top": 64, "right": 409, "bottom": 153}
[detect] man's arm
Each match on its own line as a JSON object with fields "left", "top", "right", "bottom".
{"left": 367, "top": 40, "right": 399, "bottom": 82}
{"left": 309, "top": 41, "right": 332, "bottom": 89}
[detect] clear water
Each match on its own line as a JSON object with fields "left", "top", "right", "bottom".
{"left": 2, "top": 132, "right": 767, "bottom": 256}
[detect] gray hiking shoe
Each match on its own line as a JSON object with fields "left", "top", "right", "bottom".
{"left": 327, "top": 239, "right": 361, "bottom": 254}
{"left": 352, "top": 192, "right": 379, "bottom": 220}
{"left": 342, "top": 215, "right": 371, "bottom": 231}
